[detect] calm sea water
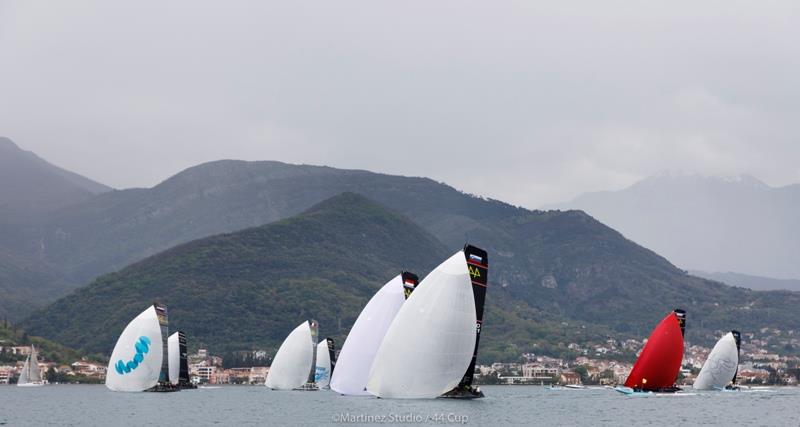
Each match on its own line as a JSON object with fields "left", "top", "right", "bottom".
{"left": 1, "top": 385, "right": 798, "bottom": 426}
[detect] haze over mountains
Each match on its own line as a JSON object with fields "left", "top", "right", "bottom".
{"left": 0, "top": 137, "right": 111, "bottom": 216}
{"left": 0, "top": 138, "right": 111, "bottom": 319}
{"left": 550, "top": 172, "right": 800, "bottom": 281}
{"left": 4, "top": 138, "right": 800, "bottom": 359}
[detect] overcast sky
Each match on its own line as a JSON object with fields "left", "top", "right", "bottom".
{"left": 1, "top": 1, "right": 798, "bottom": 208}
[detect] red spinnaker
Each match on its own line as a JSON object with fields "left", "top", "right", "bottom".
{"left": 624, "top": 311, "right": 685, "bottom": 390}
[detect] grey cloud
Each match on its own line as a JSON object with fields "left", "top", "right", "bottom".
{"left": 1, "top": 0, "right": 798, "bottom": 207}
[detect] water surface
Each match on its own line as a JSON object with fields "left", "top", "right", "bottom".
{"left": 1, "top": 385, "right": 797, "bottom": 426}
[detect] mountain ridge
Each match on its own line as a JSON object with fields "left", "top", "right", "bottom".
{"left": 549, "top": 172, "right": 800, "bottom": 279}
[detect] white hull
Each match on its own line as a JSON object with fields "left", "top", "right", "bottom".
{"left": 17, "top": 382, "right": 45, "bottom": 387}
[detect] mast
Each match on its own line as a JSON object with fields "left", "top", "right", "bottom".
{"left": 326, "top": 338, "right": 336, "bottom": 375}
{"left": 455, "top": 244, "right": 488, "bottom": 390}
{"left": 306, "top": 319, "right": 319, "bottom": 384}
{"left": 154, "top": 303, "right": 170, "bottom": 386}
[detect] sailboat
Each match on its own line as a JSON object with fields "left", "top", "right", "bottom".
{"left": 106, "top": 303, "right": 177, "bottom": 392}
{"left": 266, "top": 320, "right": 319, "bottom": 390}
{"left": 17, "top": 345, "right": 44, "bottom": 387}
{"left": 314, "top": 338, "right": 336, "bottom": 389}
{"left": 366, "top": 246, "right": 482, "bottom": 399}
{"left": 168, "top": 331, "right": 197, "bottom": 389}
{"left": 441, "top": 244, "right": 489, "bottom": 399}
{"left": 616, "top": 309, "right": 687, "bottom": 395}
{"left": 330, "top": 272, "right": 418, "bottom": 396}
{"left": 693, "top": 330, "right": 741, "bottom": 391}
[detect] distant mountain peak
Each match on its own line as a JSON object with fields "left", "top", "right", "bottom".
{"left": 554, "top": 169, "right": 800, "bottom": 279}
{"left": 0, "top": 137, "right": 112, "bottom": 217}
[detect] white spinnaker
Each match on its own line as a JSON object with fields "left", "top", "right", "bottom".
{"left": 693, "top": 332, "right": 739, "bottom": 390}
{"left": 330, "top": 275, "right": 405, "bottom": 396}
{"left": 266, "top": 321, "right": 314, "bottom": 390}
{"left": 105, "top": 305, "right": 163, "bottom": 392}
{"left": 168, "top": 332, "right": 180, "bottom": 385}
{"left": 367, "top": 251, "right": 476, "bottom": 399}
{"left": 315, "top": 341, "right": 332, "bottom": 388}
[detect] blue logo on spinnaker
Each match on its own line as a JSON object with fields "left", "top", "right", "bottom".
{"left": 114, "top": 336, "right": 151, "bottom": 375}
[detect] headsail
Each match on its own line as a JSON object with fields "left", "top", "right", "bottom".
{"left": 367, "top": 251, "right": 477, "bottom": 399}
{"left": 18, "top": 354, "right": 30, "bottom": 385}
{"left": 693, "top": 331, "right": 740, "bottom": 390}
{"left": 168, "top": 332, "right": 180, "bottom": 385}
{"left": 315, "top": 340, "right": 332, "bottom": 388}
{"left": 330, "top": 274, "right": 407, "bottom": 396}
{"left": 265, "top": 321, "right": 314, "bottom": 390}
{"left": 105, "top": 305, "right": 164, "bottom": 392}
{"left": 624, "top": 309, "right": 686, "bottom": 391}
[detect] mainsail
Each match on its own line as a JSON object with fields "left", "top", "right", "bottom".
{"left": 624, "top": 309, "right": 686, "bottom": 391}
{"left": 330, "top": 274, "right": 407, "bottom": 396}
{"left": 402, "top": 272, "right": 419, "bottom": 299}
{"left": 693, "top": 331, "right": 740, "bottom": 390}
{"left": 367, "top": 251, "right": 477, "bottom": 399}
{"left": 105, "top": 305, "right": 164, "bottom": 392}
{"left": 315, "top": 340, "right": 332, "bottom": 388}
{"left": 265, "top": 321, "right": 314, "bottom": 390}
{"left": 168, "top": 331, "right": 192, "bottom": 387}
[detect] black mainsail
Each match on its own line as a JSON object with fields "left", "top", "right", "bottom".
{"left": 401, "top": 271, "right": 420, "bottom": 299}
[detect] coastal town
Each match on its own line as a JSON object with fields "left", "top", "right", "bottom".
{"left": 4, "top": 328, "right": 799, "bottom": 387}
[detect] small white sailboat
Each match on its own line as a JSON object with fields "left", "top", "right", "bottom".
{"left": 17, "top": 345, "right": 44, "bottom": 387}
{"left": 106, "top": 304, "right": 172, "bottom": 392}
{"left": 266, "top": 321, "right": 316, "bottom": 390}
{"left": 693, "top": 330, "right": 741, "bottom": 390}
{"left": 367, "top": 250, "right": 477, "bottom": 399}
{"left": 330, "top": 274, "right": 410, "bottom": 396}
